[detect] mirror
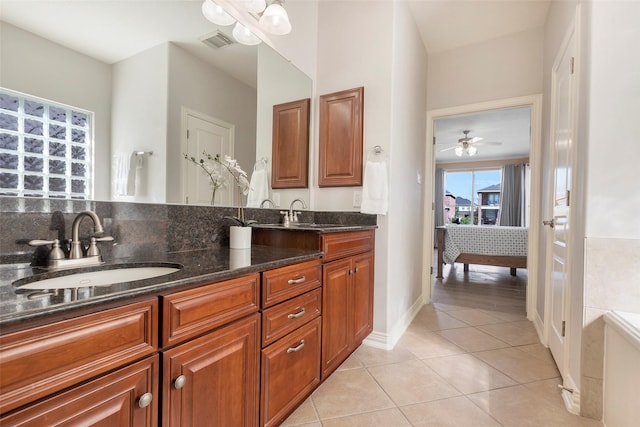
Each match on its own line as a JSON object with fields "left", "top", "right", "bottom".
{"left": 0, "top": 0, "right": 311, "bottom": 208}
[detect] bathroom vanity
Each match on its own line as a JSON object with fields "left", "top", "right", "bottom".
{"left": 0, "top": 219, "right": 375, "bottom": 427}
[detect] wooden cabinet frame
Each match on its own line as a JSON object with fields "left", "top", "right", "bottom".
{"left": 318, "top": 87, "right": 364, "bottom": 187}
{"left": 271, "top": 98, "right": 310, "bottom": 189}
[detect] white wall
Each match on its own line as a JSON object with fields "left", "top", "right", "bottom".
{"left": 166, "top": 43, "right": 257, "bottom": 204}
{"left": 256, "top": 44, "right": 312, "bottom": 209}
{"left": 427, "top": 27, "right": 544, "bottom": 110}
{"left": 111, "top": 44, "right": 168, "bottom": 203}
{"left": 580, "top": 0, "right": 640, "bottom": 419}
{"left": 0, "top": 22, "right": 112, "bottom": 200}
{"left": 386, "top": 0, "right": 428, "bottom": 341}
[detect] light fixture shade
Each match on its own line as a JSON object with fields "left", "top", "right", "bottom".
{"left": 259, "top": 2, "right": 292, "bottom": 35}
{"left": 244, "top": 0, "right": 266, "bottom": 13}
{"left": 233, "top": 22, "right": 261, "bottom": 45}
{"left": 455, "top": 146, "right": 463, "bottom": 157}
{"left": 468, "top": 146, "right": 477, "bottom": 156}
{"left": 202, "top": 0, "right": 236, "bottom": 26}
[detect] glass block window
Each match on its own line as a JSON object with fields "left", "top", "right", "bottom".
{"left": 0, "top": 88, "right": 93, "bottom": 199}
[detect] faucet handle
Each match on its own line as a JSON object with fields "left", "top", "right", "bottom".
{"left": 28, "top": 239, "right": 65, "bottom": 260}
{"left": 94, "top": 236, "right": 114, "bottom": 242}
{"left": 28, "top": 239, "right": 56, "bottom": 247}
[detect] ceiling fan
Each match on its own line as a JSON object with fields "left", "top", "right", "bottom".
{"left": 438, "top": 130, "right": 501, "bottom": 157}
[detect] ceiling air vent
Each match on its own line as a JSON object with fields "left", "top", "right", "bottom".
{"left": 200, "top": 31, "right": 235, "bottom": 49}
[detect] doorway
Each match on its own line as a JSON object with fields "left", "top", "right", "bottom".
{"left": 422, "top": 95, "right": 543, "bottom": 325}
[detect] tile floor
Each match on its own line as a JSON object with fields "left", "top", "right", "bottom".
{"left": 281, "top": 264, "right": 603, "bottom": 426}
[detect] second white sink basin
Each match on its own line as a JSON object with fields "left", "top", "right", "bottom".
{"left": 16, "top": 265, "right": 182, "bottom": 290}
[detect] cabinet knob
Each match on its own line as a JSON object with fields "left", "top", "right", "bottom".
{"left": 354, "top": 267, "right": 359, "bottom": 273}
{"left": 138, "top": 392, "right": 153, "bottom": 408}
{"left": 287, "top": 339, "right": 305, "bottom": 353}
{"left": 287, "top": 276, "right": 306, "bottom": 285}
{"left": 287, "top": 308, "right": 306, "bottom": 319}
{"left": 174, "top": 375, "right": 187, "bottom": 389}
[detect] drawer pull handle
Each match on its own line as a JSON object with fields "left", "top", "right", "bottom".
{"left": 174, "top": 375, "right": 187, "bottom": 389}
{"left": 288, "top": 308, "right": 306, "bottom": 319}
{"left": 287, "top": 339, "right": 305, "bottom": 353}
{"left": 138, "top": 392, "right": 153, "bottom": 408}
{"left": 288, "top": 276, "right": 306, "bottom": 284}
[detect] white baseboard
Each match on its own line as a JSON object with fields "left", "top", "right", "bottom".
{"left": 363, "top": 296, "right": 425, "bottom": 350}
{"left": 561, "top": 374, "right": 581, "bottom": 415}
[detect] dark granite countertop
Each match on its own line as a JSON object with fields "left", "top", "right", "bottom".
{"left": 251, "top": 223, "right": 377, "bottom": 232}
{"left": 0, "top": 245, "right": 321, "bottom": 329}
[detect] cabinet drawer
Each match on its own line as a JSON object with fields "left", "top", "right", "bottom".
{"left": 262, "top": 259, "right": 321, "bottom": 308}
{"left": 0, "top": 299, "right": 157, "bottom": 414}
{"left": 321, "top": 230, "right": 374, "bottom": 262}
{"left": 162, "top": 274, "right": 259, "bottom": 347}
{"left": 261, "top": 317, "right": 321, "bottom": 427}
{"left": 262, "top": 288, "right": 321, "bottom": 347}
{"left": 1, "top": 355, "right": 158, "bottom": 426}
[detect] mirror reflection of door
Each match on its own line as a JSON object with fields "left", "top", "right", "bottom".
{"left": 184, "top": 112, "right": 235, "bottom": 206}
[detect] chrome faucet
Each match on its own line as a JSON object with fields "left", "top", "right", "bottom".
{"left": 289, "top": 199, "right": 307, "bottom": 223}
{"left": 29, "top": 210, "right": 113, "bottom": 270}
{"left": 260, "top": 198, "right": 276, "bottom": 208}
{"left": 70, "top": 211, "right": 105, "bottom": 258}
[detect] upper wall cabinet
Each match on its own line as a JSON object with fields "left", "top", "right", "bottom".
{"left": 318, "top": 87, "right": 364, "bottom": 187}
{"left": 271, "top": 98, "right": 311, "bottom": 189}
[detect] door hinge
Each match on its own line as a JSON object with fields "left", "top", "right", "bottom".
{"left": 186, "top": 129, "right": 190, "bottom": 139}
{"left": 430, "top": 266, "right": 433, "bottom": 275}
{"left": 433, "top": 136, "right": 436, "bottom": 145}
{"left": 566, "top": 190, "right": 571, "bottom": 207}
{"left": 570, "top": 57, "right": 575, "bottom": 74}
{"left": 561, "top": 320, "right": 566, "bottom": 337}
{"left": 432, "top": 202, "right": 435, "bottom": 211}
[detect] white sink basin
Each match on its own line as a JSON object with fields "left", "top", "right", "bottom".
{"left": 15, "top": 265, "right": 181, "bottom": 290}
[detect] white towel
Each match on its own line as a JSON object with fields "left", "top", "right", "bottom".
{"left": 246, "top": 168, "right": 269, "bottom": 208}
{"left": 114, "top": 152, "right": 140, "bottom": 196}
{"left": 360, "top": 160, "right": 388, "bottom": 215}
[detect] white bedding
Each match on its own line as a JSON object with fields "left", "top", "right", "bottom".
{"left": 442, "top": 225, "right": 528, "bottom": 264}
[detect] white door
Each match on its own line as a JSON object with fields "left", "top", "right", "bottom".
{"left": 184, "top": 113, "right": 235, "bottom": 206}
{"left": 545, "top": 28, "right": 576, "bottom": 375}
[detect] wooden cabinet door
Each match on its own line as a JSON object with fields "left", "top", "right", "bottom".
{"left": 351, "top": 252, "right": 374, "bottom": 347}
{"left": 1, "top": 355, "right": 158, "bottom": 426}
{"left": 318, "top": 87, "right": 364, "bottom": 187}
{"left": 260, "top": 317, "right": 321, "bottom": 427}
{"left": 272, "top": 98, "right": 310, "bottom": 189}
{"left": 162, "top": 314, "right": 260, "bottom": 427}
{"left": 321, "top": 258, "right": 352, "bottom": 379}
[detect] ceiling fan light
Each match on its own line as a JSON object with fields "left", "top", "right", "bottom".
{"left": 455, "top": 146, "right": 463, "bottom": 157}
{"left": 244, "top": 0, "right": 266, "bottom": 13}
{"left": 232, "top": 22, "right": 262, "bottom": 45}
{"left": 259, "top": 2, "right": 291, "bottom": 35}
{"left": 202, "top": 0, "right": 236, "bottom": 26}
{"left": 468, "top": 146, "right": 477, "bottom": 156}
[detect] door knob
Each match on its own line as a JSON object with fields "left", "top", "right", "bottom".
{"left": 543, "top": 219, "right": 555, "bottom": 228}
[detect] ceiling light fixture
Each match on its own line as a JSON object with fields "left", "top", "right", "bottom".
{"left": 232, "top": 22, "right": 262, "bottom": 45}
{"left": 202, "top": 0, "right": 236, "bottom": 26}
{"left": 455, "top": 142, "right": 478, "bottom": 157}
{"left": 201, "top": 0, "right": 292, "bottom": 46}
{"left": 259, "top": 0, "right": 292, "bottom": 35}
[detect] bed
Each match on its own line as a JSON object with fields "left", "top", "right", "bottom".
{"left": 435, "top": 225, "right": 528, "bottom": 279}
